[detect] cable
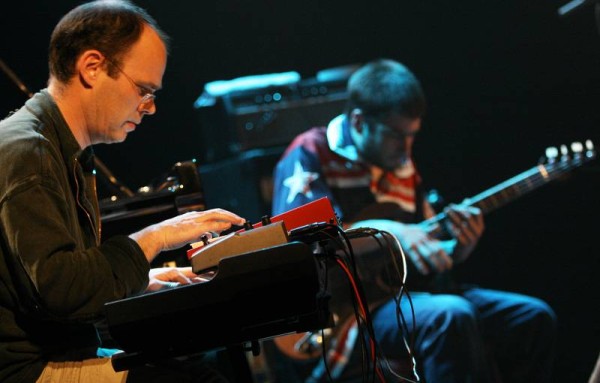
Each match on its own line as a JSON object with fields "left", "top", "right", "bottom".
{"left": 339, "top": 228, "right": 388, "bottom": 383}
{"left": 344, "top": 227, "right": 420, "bottom": 382}
{"left": 301, "top": 224, "right": 377, "bottom": 382}
{"left": 297, "top": 224, "right": 420, "bottom": 382}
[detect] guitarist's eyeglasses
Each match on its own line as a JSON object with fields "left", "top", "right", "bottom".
{"left": 368, "top": 118, "right": 417, "bottom": 142}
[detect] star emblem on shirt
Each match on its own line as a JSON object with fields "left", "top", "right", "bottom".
{"left": 283, "top": 161, "right": 319, "bottom": 204}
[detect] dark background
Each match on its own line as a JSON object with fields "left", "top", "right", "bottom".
{"left": 2, "top": 1, "right": 599, "bottom": 382}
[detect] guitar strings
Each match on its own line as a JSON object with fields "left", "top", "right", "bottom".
{"left": 423, "top": 156, "right": 586, "bottom": 228}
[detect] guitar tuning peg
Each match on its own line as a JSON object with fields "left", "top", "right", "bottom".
{"left": 570, "top": 141, "right": 583, "bottom": 158}
{"left": 545, "top": 146, "right": 558, "bottom": 163}
{"left": 585, "top": 139, "right": 595, "bottom": 154}
{"left": 560, "top": 144, "right": 570, "bottom": 160}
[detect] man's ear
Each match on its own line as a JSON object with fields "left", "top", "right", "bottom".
{"left": 349, "top": 108, "right": 365, "bottom": 133}
{"left": 77, "top": 50, "right": 104, "bottom": 88}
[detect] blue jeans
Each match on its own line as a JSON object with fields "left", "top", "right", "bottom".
{"left": 367, "top": 287, "right": 557, "bottom": 383}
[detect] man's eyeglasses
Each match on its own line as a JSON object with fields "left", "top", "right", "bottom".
{"left": 365, "top": 116, "right": 417, "bottom": 142}
{"left": 106, "top": 58, "right": 156, "bottom": 107}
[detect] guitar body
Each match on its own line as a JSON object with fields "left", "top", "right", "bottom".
{"left": 273, "top": 333, "right": 319, "bottom": 360}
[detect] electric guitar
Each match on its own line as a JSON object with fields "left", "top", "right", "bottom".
{"left": 273, "top": 139, "right": 596, "bottom": 360}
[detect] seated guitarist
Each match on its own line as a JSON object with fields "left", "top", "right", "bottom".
{"left": 268, "top": 58, "right": 557, "bottom": 383}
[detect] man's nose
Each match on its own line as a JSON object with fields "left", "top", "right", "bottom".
{"left": 139, "top": 101, "right": 156, "bottom": 115}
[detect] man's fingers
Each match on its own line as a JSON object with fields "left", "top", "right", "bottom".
{"left": 197, "top": 209, "right": 245, "bottom": 225}
{"left": 408, "top": 245, "right": 430, "bottom": 275}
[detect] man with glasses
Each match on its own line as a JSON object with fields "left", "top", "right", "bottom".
{"left": 269, "top": 58, "right": 557, "bottom": 382}
{"left": 0, "top": 1, "right": 244, "bottom": 382}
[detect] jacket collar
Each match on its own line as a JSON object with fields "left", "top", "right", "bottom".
{"left": 25, "top": 89, "right": 89, "bottom": 168}
{"left": 326, "top": 114, "right": 361, "bottom": 162}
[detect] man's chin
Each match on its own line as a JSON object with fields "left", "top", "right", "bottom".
{"left": 103, "top": 133, "right": 129, "bottom": 145}
{"left": 390, "top": 157, "right": 411, "bottom": 169}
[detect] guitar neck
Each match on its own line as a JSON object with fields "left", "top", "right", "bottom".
{"left": 464, "top": 164, "right": 553, "bottom": 214}
{"left": 423, "top": 151, "right": 592, "bottom": 226}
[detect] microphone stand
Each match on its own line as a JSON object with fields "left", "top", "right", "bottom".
{"left": 0, "top": 58, "right": 33, "bottom": 98}
{"left": 94, "top": 157, "right": 135, "bottom": 198}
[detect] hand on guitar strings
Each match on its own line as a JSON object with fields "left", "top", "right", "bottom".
{"left": 399, "top": 224, "right": 454, "bottom": 275}
{"left": 443, "top": 203, "right": 485, "bottom": 263}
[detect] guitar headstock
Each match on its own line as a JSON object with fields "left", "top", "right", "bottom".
{"left": 541, "top": 139, "right": 596, "bottom": 164}
{"left": 539, "top": 139, "right": 596, "bottom": 178}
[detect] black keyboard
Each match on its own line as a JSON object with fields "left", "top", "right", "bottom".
{"left": 104, "top": 242, "right": 332, "bottom": 371}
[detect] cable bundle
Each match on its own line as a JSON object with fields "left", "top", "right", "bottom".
{"left": 290, "top": 224, "right": 420, "bottom": 383}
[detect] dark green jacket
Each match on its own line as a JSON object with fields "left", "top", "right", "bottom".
{"left": 0, "top": 90, "right": 150, "bottom": 383}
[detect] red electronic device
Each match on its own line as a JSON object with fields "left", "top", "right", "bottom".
{"left": 186, "top": 197, "right": 340, "bottom": 267}
{"left": 250, "top": 196, "right": 339, "bottom": 231}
